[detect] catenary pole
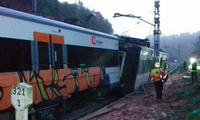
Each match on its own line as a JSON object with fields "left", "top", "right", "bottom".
{"left": 114, "top": 0, "right": 161, "bottom": 65}
{"left": 154, "top": 0, "right": 161, "bottom": 64}
{"left": 32, "top": 0, "right": 37, "bottom": 15}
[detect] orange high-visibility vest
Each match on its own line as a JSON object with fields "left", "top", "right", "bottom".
{"left": 150, "top": 68, "right": 161, "bottom": 81}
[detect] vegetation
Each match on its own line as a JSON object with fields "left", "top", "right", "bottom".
{"left": 0, "top": 0, "right": 113, "bottom": 34}
{"left": 194, "top": 36, "right": 200, "bottom": 52}
{"left": 173, "top": 78, "right": 200, "bottom": 120}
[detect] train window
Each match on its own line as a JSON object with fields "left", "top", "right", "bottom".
{"left": 0, "top": 37, "right": 32, "bottom": 72}
{"left": 54, "top": 44, "right": 63, "bottom": 69}
{"left": 67, "top": 45, "right": 118, "bottom": 68}
{"left": 38, "top": 42, "right": 49, "bottom": 69}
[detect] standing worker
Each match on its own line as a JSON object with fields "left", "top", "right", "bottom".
{"left": 183, "top": 61, "right": 187, "bottom": 71}
{"left": 188, "top": 58, "right": 200, "bottom": 83}
{"left": 150, "top": 62, "right": 164, "bottom": 100}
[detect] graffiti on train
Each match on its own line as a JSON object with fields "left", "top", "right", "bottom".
{"left": 0, "top": 87, "right": 2, "bottom": 101}
{"left": 0, "top": 65, "right": 110, "bottom": 110}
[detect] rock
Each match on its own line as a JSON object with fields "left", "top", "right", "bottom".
{"left": 161, "top": 112, "right": 167, "bottom": 118}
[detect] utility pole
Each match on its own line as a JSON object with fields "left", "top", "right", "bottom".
{"left": 154, "top": 0, "right": 161, "bottom": 63}
{"left": 32, "top": 0, "right": 37, "bottom": 15}
{"left": 179, "top": 43, "right": 181, "bottom": 62}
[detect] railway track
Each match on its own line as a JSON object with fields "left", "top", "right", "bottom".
{"left": 58, "top": 90, "right": 124, "bottom": 120}
{"left": 168, "top": 62, "right": 179, "bottom": 74}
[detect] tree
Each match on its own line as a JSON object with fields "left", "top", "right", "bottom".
{"left": 43, "top": 7, "right": 52, "bottom": 17}
{"left": 0, "top": 0, "right": 113, "bottom": 34}
{"left": 58, "top": 1, "right": 113, "bottom": 34}
{"left": 194, "top": 36, "right": 200, "bottom": 52}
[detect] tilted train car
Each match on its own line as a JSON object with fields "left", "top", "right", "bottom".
{"left": 118, "top": 36, "right": 154, "bottom": 94}
{"left": 0, "top": 7, "right": 169, "bottom": 119}
{"left": 119, "top": 36, "right": 169, "bottom": 94}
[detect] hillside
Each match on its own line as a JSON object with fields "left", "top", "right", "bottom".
{"left": 149, "top": 31, "right": 200, "bottom": 63}
{"left": 0, "top": 0, "right": 32, "bottom": 13}
{"left": 0, "top": 0, "right": 113, "bottom": 34}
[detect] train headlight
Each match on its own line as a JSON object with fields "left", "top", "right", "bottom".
{"left": 190, "top": 58, "right": 196, "bottom": 64}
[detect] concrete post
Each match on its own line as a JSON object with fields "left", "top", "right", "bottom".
{"left": 11, "top": 83, "right": 33, "bottom": 120}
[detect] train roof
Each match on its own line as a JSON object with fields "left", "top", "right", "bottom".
{"left": 119, "top": 36, "right": 150, "bottom": 47}
{"left": 0, "top": 7, "right": 118, "bottom": 41}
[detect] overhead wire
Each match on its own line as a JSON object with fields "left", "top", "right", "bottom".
{"left": 121, "top": 20, "right": 140, "bottom": 36}
{"left": 115, "top": 18, "right": 129, "bottom": 35}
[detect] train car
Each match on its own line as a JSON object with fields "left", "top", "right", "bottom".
{"left": 119, "top": 37, "right": 169, "bottom": 94}
{"left": 0, "top": 7, "right": 120, "bottom": 119}
{"left": 134, "top": 47, "right": 154, "bottom": 91}
{"left": 160, "top": 51, "right": 170, "bottom": 73}
{"left": 118, "top": 36, "right": 154, "bottom": 94}
{"left": 0, "top": 7, "right": 169, "bottom": 119}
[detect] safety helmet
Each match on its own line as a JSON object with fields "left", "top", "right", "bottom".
{"left": 155, "top": 62, "right": 160, "bottom": 68}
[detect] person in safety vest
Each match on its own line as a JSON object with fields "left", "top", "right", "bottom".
{"left": 188, "top": 59, "right": 200, "bottom": 83}
{"left": 150, "top": 62, "right": 164, "bottom": 100}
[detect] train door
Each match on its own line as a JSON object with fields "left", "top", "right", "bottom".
{"left": 50, "top": 35, "right": 64, "bottom": 70}
{"left": 33, "top": 32, "right": 64, "bottom": 102}
{"left": 34, "top": 32, "right": 64, "bottom": 68}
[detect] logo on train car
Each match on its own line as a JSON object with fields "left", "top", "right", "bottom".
{"left": 92, "top": 36, "right": 103, "bottom": 46}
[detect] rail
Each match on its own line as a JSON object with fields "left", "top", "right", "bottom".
{"left": 168, "top": 62, "right": 179, "bottom": 74}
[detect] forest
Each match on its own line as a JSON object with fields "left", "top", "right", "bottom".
{"left": 149, "top": 31, "right": 200, "bottom": 63}
{"left": 0, "top": 0, "right": 113, "bottom": 34}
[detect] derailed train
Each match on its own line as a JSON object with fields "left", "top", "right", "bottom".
{"left": 0, "top": 7, "right": 169, "bottom": 118}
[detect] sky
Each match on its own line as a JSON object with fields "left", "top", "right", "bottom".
{"left": 58, "top": 0, "right": 200, "bottom": 39}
